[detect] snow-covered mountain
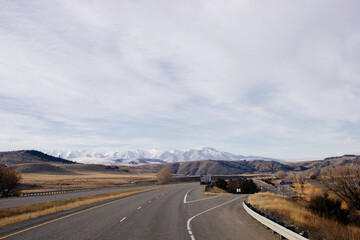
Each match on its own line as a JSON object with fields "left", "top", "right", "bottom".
{"left": 47, "top": 147, "right": 281, "bottom": 165}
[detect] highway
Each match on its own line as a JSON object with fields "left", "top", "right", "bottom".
{"left": 0, "top": 184, "right": 161, "bottom": 209}
{"left": 0, "top": 184, "right": 280, "bottom": 240}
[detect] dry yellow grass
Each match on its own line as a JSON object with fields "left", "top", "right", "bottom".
{"left": 204, "top": 187, "right": 232, "bottom": 196}
{"left": 21, "top": 172, "right": 156, "bottom": 192}
{"left": 248, "top": 192, "right": 360, "bottom": 240}
{"left": 291, "top": 181, "right": 347, "bottom": 209}
{"left": 0, "top": 186, "right": 166, "bottom": 227}
{"left": 287, "top": 182, "right": 323, "bottom": 200}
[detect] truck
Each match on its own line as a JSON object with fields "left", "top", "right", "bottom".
{"left": 200, "top": 174, "right": 212, "bottom": 185}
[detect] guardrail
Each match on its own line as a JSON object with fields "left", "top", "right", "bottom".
{"left": 19, "top": 181, "right": 187, "bottom": 197}
{"left": 20, "top": 185, "right": 130, "bottom": 197}
{"left": 243, "top": 202, "right": 308, "bottom": 240}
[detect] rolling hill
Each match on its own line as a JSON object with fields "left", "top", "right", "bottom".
{"left": 0, "top": 150, "right": 76, "bottom": 165}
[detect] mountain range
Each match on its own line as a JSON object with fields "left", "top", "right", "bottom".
{"left": 1, "top": 150, "right": 359, "bottom": 176}
{"left": 46, "top": 147, "right": 281, "bottom": 165}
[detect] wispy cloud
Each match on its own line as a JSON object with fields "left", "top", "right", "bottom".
{"left": 1, "top": 0, "right": 359, "bottom": 159}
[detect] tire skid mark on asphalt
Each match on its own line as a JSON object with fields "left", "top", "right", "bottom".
{"left": 186, "top": 196, "right": 242, "bottom": 240}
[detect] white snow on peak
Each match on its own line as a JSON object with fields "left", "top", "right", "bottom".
{"left": 46, "top": 147, "right": 280, "bottom": 165}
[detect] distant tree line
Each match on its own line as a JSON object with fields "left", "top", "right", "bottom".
{"left": 211, "top": 177, "right": 259, "bottom": 194}
{"left": 105, "top": 165, "right": 119, "bottom": 170}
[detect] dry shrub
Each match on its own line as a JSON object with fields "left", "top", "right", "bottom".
{"left": 309, "top": 193, "right": 349, "bottom": 224}
{"left": 212, "top": 177, "right": 227, "bottom": 190}
{"left": 296, "top": 173, "right": 305, "bottom": 185}
{"left": 322, "top": 165, "right": 360, "bottom": 211}
{"left": 275, "top": 171, "right": 287, "bottom": 179}
{"left": 156, "top": 167, "right": 173, "bottom": 184}
{"left": 248, "top": 192, "right": 360, "bottom": 240}
{"left": 286, "top": 172, "right": 296, "bottom": 180}
{"left": 309, "top": 169, "right": 320, "bottom": 180}
{"left": 307, "top": 186, "right": 324, "bottom": 201}
{"left": 0, "top": 167, "right": 22, "bottom": 197}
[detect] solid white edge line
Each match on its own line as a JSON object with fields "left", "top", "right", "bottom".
{"left": 184, "top": 186, "right": 198, "bottom": 203}
{"left": 186, "top": 196, "right": 242, "bottom": 240}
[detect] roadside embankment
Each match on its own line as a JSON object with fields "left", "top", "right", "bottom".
{"left": 247, "top": 192, "right": 360, "bottom": 240}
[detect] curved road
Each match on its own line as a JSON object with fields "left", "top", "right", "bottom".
{"left": 0, "top": 184, "right": 280, "bottom": 240}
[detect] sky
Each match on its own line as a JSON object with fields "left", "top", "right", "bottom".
{"left": 0, "top": 0, "right": 359, "bottom": 160}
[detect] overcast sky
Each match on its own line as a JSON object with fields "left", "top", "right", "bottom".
{"left": 1, "top": 0, "right": 359, "bottom": 160}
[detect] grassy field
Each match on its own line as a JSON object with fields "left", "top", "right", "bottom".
{"left": 20, "top": 172, "right": 157, "bottom": 192}
{"left": 248, "top": 192, "right": 360, "bottom": 240}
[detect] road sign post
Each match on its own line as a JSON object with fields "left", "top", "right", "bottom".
{"left": 301, "top": 184, "right": 304, "bottom": 196}
{"left": 54, "top": 193, "right": 57, "bottom": 212}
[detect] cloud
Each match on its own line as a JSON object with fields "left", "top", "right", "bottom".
{"left": 0, "top": 0, "right": 359, "bottom": 159}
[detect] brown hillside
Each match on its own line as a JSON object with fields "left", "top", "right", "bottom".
{"left": 139, "top": 160, "right": 292, "bottom": 175}
{"left": 284, "top": 155, "right": 360, "bottom": 171}
{"left": 0, "top": 150, "right": 75, "bottom": 165}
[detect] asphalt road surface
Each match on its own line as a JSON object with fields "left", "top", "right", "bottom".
{"left": 0, "top": 184, "right": 280, "bottom": 240}
{"left": 0, "top": 184, "right": 162, "bottom": 209}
